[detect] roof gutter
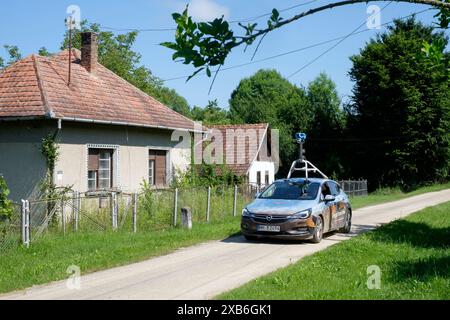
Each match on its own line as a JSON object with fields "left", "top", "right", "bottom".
{"left": 0, "top": 116, "right": 206, "bottom": 133}
{"left": 60, "top": 117, "right": 206, "bottom": 133}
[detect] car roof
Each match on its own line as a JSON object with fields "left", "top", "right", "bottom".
{"left": 274, "top": 178, "right": 332, "bottom": 184}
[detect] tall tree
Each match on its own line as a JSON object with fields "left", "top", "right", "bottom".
{"left": 3, "top": 45, "right": 21, "bottom": 66}
{"left": 306, "top": 73, "right": 346, "bottom": 178}
{"left": 229, "top": 69, "right": 313, "bottom": 175}
{"left": 191, "top": 99, "right": 230, "bottom": 125}
{"left": 62, "top": 21, "right": 192, "bottom": 116}
{"left": 348, "top": 18, "right": 450, "bottom": 188}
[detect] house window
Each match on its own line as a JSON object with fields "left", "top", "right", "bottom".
{"left": 149, "top": 150, "right": 167, "bottom": 186}
{"left": 256, "top": 171, "right": 261, "bottom": 186}
{"left": 88, "top": 149, "right": 114, "bottom": 191}
{"left": 265, "top": 171, "right": 270, "bottom": 185}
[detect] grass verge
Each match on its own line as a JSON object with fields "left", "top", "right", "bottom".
{"left": 0, "top": 216, "right": 240, "bottom": 294}
{"left": 350, "top": 182, "right": 450, "bottom": 209}
{"left": 218, "top": 202, "right": 450, "bottom": 300}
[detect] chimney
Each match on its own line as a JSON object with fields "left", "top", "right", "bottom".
{"left": 80, "top": 32, "right": 98, "bottom": 73}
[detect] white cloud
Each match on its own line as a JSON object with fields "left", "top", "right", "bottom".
{"left": 175, "top": 0, "right": 230, "bottom": 21}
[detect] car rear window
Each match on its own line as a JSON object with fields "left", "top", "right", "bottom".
{"left": 259, "top": 181, "right": 320, "bottom": 200}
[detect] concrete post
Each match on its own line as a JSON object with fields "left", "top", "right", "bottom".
{"left": 233, "top": 185, "right": 238, "bottom": 217}
{"left": 111, "top": 192, "right": 118, "bottom": 230}
{"left": 181, "top": 207, "right": 192, "bottom": 230}
{"left": 173, "top": 188, "right": 178, "bottom": 227}
{"left": 21, "top": 200, "right": 30, "bottom": 248}
{"left": 132, "top": 193, "right": 138, "bottom": 233}
{"left": 206, "top": 187, "right": 211, "bottom": 223}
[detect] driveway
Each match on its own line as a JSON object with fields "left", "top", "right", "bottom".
{"left": 2, "top": 189, "right": 450, "bottom": 300}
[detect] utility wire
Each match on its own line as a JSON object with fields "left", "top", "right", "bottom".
{"left": 287, "top": 1, "right": 393, "bottom": 79}
{"left": 100, "top": 1, "right": 320, "bottom": 32}
{"left": 230, "top": 0, "right": 319, "bottom": 24}
{"left": 161, "top": 7, "right": 433, "bottom": 82}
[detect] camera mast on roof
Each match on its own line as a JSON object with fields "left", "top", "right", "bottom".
{"left": 287, "top": 133, "right": 328, "bottom": 180}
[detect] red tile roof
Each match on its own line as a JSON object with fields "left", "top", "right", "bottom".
{"left": 207, "top": 123, "right": 270, "bottom": 176}
{"left": 0, "top": 50, "right": 198, "bottom": 131}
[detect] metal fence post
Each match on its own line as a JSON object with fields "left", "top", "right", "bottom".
{"left": 173, "top": 188, "right": 178, "bottom": 227}
{"left": 21, "top": 199, "right": 30, "bottom": 248}
{"left": 111, "top": 192, "right": 118, "bottom": 230}
{"left": 61, "top": 198, "right": 66, "bottom": 235}
{"left": 74, "top": 192, "right": 80, "bottom": 231}
{"left": 233, "top": 185, "right": 238, "bottom": 217}
{"left": 206, "top": 186, "right": 211, "bottom": 222}
{"left": 132, "top": 193, "right": 138, "bottom": 233}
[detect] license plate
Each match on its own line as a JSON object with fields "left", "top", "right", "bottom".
{"left": 257, "top": 225, "right": 281, "bottom": 232}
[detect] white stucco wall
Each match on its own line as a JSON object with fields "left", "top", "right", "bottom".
{"left": 55, "top": 122, "right": 192, "bottom": 193}
{"left": 248, "top": 161, "right": 275, "bottom": 186}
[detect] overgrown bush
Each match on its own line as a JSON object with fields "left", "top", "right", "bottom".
{"left": 0, "top": 175, "right": 13, "bottom": 221}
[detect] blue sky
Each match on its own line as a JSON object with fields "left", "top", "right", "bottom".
{"left": 0, "top": 0, "right": 445, "bottom": 109}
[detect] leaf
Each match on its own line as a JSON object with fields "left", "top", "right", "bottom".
{"left": 206, "top": 67, "right": 212, "bottom": 77}
{"left": 186, "top": 67, "right": 205, "bottom": 82}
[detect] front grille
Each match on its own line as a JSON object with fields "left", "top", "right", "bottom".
{"left": 253, "top": 214, "right": 290, "bottom": 223}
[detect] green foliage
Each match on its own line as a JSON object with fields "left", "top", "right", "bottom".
{"left": 347, "top": 18, "right": 450, "bottom": 188}
{"left": 229, "top": 69, "right": 313, "bottom": 175}
{"left": 163, "top": 1, "right": 450, "bottom": 82}
{"left": 40, "top": 134, "right": 59, "bottom": 177}
{"left": 0, "top": 57, "right": 4, "bottom": 70}
{"left": 172, "top": 163, "right": 242, "bottom": 188}
{"left": 0, "top": 176, "right": 13, "bottom": 220}
{"left": 3, "top": 45, "right": 21, "bottom": 66}
{"left": 161, "top": 6, "right": 236, "bottom": 81}
{"left": 191, "top": 99, "right": 231, "bottom": 125}
{"left": 306, "top": 73, "right": 346, "bottom": 178}
{"left": 38, "top": 47, "right": 52, "bottom": 57}
{"left": 61, "top": 20, "right": 192, "bottom": 117}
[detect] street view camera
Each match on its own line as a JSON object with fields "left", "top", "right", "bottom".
{"left": 295, "top": 132, "right": 307, "bottom": 144}
{"left": 287, "top": 132, "right": 328, "bottom": 180}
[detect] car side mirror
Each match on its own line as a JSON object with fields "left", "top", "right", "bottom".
{"left": 324, "top": 195, "right": 335, "bottom": 202}
{"left": 255, "top": 192, "right": 261, "bottom": 198}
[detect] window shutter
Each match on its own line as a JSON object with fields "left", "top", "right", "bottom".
{"left": 88, "top": 149, "right": 99, "bottom": 171}
{"left": 155, "top": 151, "right": 167, "bottom": 186}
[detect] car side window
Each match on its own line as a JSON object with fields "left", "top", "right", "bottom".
{"left": 328, "top": 182, "right": 340, "bottom": 196}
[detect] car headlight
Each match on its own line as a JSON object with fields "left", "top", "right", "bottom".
{"left": 291, "top": 209, "right": 312, "bottom": 219}
{"left": 242, "top": 208, "right": 253, "bottom": 217}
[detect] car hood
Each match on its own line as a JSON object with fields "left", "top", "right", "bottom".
{"left": 246, "top": 198, "right": 317, "bottom": 215}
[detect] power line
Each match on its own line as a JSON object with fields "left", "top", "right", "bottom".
{"left": 230, "top": 0, "right": 319, "bottom": 24}
{"left": 100, "top": 1, "right": 320, "bottom": 32}
{"left": 161, "top": 8, "right": 433, "bottom": 82}
{"left": 287, "top": 1, "right": 393, "bottom": 79}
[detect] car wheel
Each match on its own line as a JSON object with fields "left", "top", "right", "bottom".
{"left": 244, "top": 235, "right": 258, "bottom": 241}
{"left": 339, "top": 209, "right": 352, "bottom": 234}
{"left": 311, "top": 215, "right": 324, "bottom": 243}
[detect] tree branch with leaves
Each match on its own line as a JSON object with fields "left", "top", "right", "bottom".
{"left": 161, "top": 0, "right": 450, "bottom": 85}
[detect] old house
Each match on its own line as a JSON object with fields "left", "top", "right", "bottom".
{"left": 207, "top": 123, "right": 276, "bottom": 187}
{"left": 0, "top": 32, "right": 200, "bottom": 201}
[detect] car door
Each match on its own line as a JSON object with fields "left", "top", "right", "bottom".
{"left": 328, "top": 181, "right": 346, "bottom": 229}
{"left": 320, "top": 181, "right": 337, "bottom": 232}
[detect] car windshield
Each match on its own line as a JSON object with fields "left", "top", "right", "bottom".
{"left": 259, "top": 181, "right": 320, "bottom": 200}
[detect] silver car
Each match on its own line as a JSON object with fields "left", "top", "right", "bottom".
{"left": 241, "top": 178, "right": 352, "bottom": 243}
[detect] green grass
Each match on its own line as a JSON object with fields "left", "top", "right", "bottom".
{"left": 218, "top": 202, "right": 450, "bottom": 300}
{"left": 0, "top": 183, "right": 448, "bottom": 295}
{"left": 350, "top": 182, "right": 450, "bottom": 209}
{"left": 0, "top": 216, "right": 240, "bottom": 294}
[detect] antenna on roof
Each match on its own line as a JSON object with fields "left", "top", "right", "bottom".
{"left": 287, "top": 132, "right": 328, "bottom": 180}
{"left": 65, "top": 16, "right": 74, "bottom": 86}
